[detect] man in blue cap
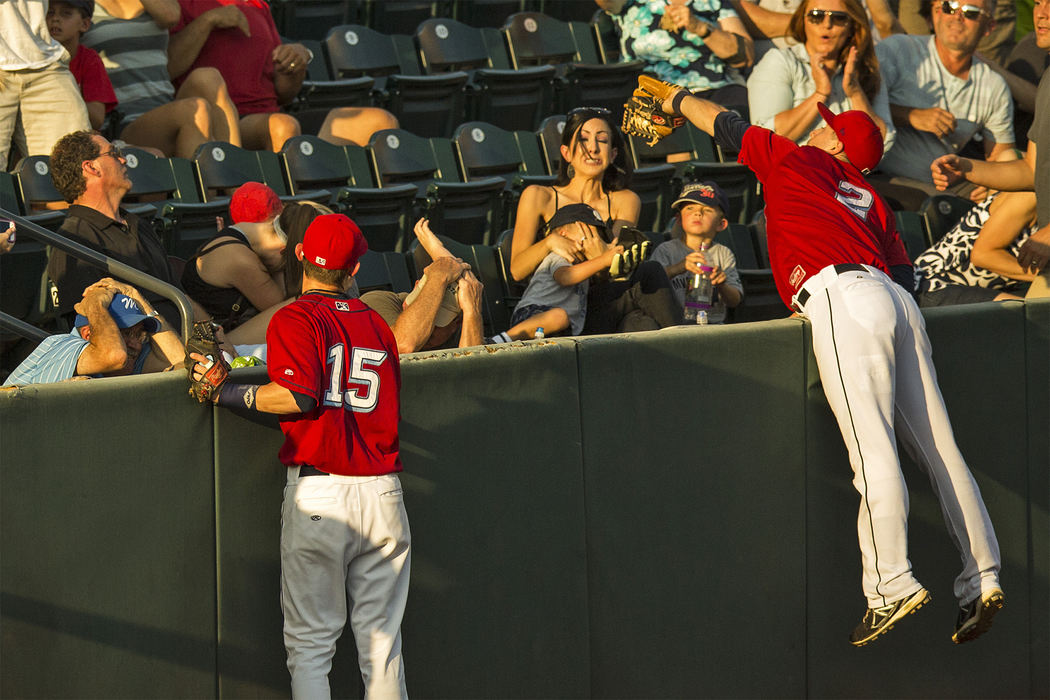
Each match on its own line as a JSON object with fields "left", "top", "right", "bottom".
{"left": 4, "top": 278, "right": 184, "bottom": 386}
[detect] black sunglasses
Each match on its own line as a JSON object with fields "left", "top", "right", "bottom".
{"left": 938, "top": 0, "right": 987, "bottom": 20}
{"left": 805, "top": 9, "right": 852, "bottom": 26}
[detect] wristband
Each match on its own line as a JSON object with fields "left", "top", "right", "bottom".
{"left": 670, "top": 88, "right": 693, "bottom": 116}
{"left": 217, "top": 382, "right": 260, "bottom": 412}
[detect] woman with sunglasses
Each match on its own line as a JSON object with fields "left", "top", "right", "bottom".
{"left": 746, "top": 0, "right": 893, "bottom": 148}
{"left": 510, "top": 107, "right": 681, "bottom": 334}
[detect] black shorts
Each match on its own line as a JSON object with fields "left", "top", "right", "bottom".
{"left": 916, "top": 283, "right": 1011, "bottom": 307}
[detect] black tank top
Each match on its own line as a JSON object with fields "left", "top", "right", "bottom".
{"left": 180, "top": 227, "right": 256, "bottom": 329}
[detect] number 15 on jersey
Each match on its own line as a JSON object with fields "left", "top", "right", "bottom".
{"left": 324, "top": 344, "right": 388, "bottom": 413}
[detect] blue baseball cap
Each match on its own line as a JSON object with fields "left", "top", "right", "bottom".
{"left": 74, "top": 293, "right": 160, "bottom": 333}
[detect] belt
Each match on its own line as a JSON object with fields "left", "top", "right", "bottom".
{"left": 296, "top": 464, "right": 330, "bottom": 477}
{"left": 794, "top": 263, "right": 869, "bottom": 311}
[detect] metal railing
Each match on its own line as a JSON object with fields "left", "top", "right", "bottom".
{"left": 0, "top": 207, "right": 194, "bottom": 341}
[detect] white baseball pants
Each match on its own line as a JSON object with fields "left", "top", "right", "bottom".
{"left": 281, "top": 469, "right": 411, "bottom": 700}
{"left": 795, "top": 264, "right": 1001, "bottom": 608}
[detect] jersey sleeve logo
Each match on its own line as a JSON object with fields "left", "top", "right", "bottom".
{"left": 335, "top": 301, "right": 350, "bottom": 311}
{"left": 834, "top": 180, "right": 875, "bottom": 220}
{"left": 323, "top": 343, "right": 388, "bottom": 413}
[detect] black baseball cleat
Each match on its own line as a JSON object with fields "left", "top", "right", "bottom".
{"left": 849, "top": 588, "right": 930, "bottom": 647}
{"left": 952, "top": 589, "right": 1004, "bottom": 644}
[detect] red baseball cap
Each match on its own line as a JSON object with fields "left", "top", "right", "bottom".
{"left": 301, "top": 214, "right": 367, "bottom": 271}
{"left": 229, "top": 181, "right": 283, "bottom": 224}
{"left": 816, "top": 103, "right": 884, "bottom": 174}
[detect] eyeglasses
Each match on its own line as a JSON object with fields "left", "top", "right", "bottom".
{"left": 96, "top": 146, "right": 125, "bottom": 161}
{"left": 805, "top": 9, "right": 852, "bottom": 26}
{"left": 938, "top": 0, "right": 988, "bottom": 19}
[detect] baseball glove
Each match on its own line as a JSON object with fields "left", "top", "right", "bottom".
{"left": 609, "top": 227, "right": 653, "bottom": 281}
{"left": 185, "top": 320, "right": 230, "bottom": 403}
{"left": 622, "top": 75, "right": 688, "bottom": 146}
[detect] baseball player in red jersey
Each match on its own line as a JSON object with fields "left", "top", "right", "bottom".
{"left": 190, "top": 213, "right": 409, "bottom": 698}
{"left": 626, "top": 77, "right": 1003, "bottom": 646}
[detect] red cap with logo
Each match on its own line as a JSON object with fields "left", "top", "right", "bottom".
{"left": 229, "top": 181, "right": 283, "bottom": 224}
{"left": 301, "top": 214, "right": 367, "bottom": 271}
{"left": 816, "top": 103, "right": 884, "bottom": 174}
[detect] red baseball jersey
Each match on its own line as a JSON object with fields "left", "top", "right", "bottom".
{"left": 739, "top": 127, "right": 911, "bottom": 308}
{"left": 267, "top": 291, "right": 402, "bottom": 476}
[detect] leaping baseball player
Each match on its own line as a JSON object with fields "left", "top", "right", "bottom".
{"left": 622, "top": 76, "right": 1003, "bottom": 646}
{"left": 187, "top": 214, "right": 410, "bottom": 697}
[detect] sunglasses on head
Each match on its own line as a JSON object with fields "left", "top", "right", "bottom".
{"left": 805, "top": 8, "right": 852, "bottom": 26}
{"left": 567, "top": 106, "right": 613, "bottom": 119}
{"left": 938, "top": 0, "right": 987, "bottom": 19}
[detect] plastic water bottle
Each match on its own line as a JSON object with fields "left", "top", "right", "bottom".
{"left": 534, "top": 327, "right": 545, "bottom": 339}
{"left": 684, "top": 270, "right": 713, "bottom": 323}
{"left": 696, "top": 310, "right": 708, "bottom": 325}
{"left": 708, "top": 289, "right": 726, "bottom": 325}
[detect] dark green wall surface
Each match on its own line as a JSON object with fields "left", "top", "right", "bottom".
{"left": 2, "top": 300, "right": 1047, "bottom": 698}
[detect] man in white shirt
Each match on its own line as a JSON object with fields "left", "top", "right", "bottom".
{"left": 0, "top": 0, "right": 90, "bottom": 170}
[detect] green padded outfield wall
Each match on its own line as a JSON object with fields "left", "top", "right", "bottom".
{"left": 1, "top": 299, "right": 1047, "bottom": 698}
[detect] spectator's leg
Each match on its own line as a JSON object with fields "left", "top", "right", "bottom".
{"left": 318, "top": 107, "right": 399, "bottom": 147}
{"left": 505, "top": 307, "right": 570, "bottom": 339}
{"left": 0, "top": 70, "right": 21, "bottom": 171}
{"left": 174, "top": 67, "right": 242, "bottom": 147}
{"left": 7, "top": 64, "right": 89, "bottom": 166}
{"left": 240, "top": 112, "right": 301, "bottom": 152}
{"left": 119, "top": 97, "right": 214, "bottom": 159}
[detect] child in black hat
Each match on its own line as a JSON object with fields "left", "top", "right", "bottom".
{"left": 488, "top": 203, "right": 624, "bottom": 342}
{"left": 651, "top": 181, "right": 744, "bottom": 323}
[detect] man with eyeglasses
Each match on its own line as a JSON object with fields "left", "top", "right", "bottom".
{"left": 868, "top": 0, "right": 1014, "bottom": 210}
{"left": 47, "top": 130, "right": 183, "bottom": 326}
{"left": 929, "top": 0, "right": 1050, "bottom": 293}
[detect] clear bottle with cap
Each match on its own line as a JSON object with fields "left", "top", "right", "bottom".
{"left": 684, "top": 241, "right": 714, "bottom": 323}
{"left": 534, "top": 327, "right": 545, "bottom": 339}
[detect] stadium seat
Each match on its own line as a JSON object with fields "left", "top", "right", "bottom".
{"left": 451, "top": 0, "right": 525, "bottom": 27}
{"left": 355, "top": 249, "right": 414, "bottom": 293}
{"left": 120, "top": 148, "right": 230, "bottom": 258}
{"left": 495, "top": 228, "right": 526, "bottom": 306}
{"left": 719, "top": 222, "right": 783, "bottom": 323}
{"left": 895, "top": 210, "right": 930, "bottom": 261}
{"left": 452, "top": 120, "right": 556, "bottom": 229}
{"left": 364, "top": 0, "right": 446, "bottom": 33}
{"left": 279, "top": 135, "right": 418, "bottom": 252}
{"left": 536, "top": 114, "right": 567, "bottom": 174}
{"left": 12, "top": 156, "right": 65, "bottom": 211}
{"left": 325, "top": 24, "right": 469, "bottom": 137}
{"left": 626, "top": 122, "right": 718, "bottom": 174}
{"left": 289, "top": 39, "right": 375, "bottom": 136}
{"left": 630, "top": 163, "right": 676, "bottom": 233}
{"left": 368, "top": 128, "right": 505, "bottom": 245}
{"left": 271, "top": 0, "right": 360, "bottom": 41}
{"left": 539, "top": 0, "right": 603, "bottom": 22}
{"left": 4, "top": 164, "right": 65, "bottom": 233}
{"left": 501, "top": 11, "right": 645, "bottom": 119}
{"left": 410, "top": 233, "right": 511, "bottom": 333}
{"left": 919, "top": 194, "right": 974, "bottom": 246}
{"left": 589, "top": 7, "right": 621, "bottom": 64}
{"left": 414, "top": 17, "right": 556, "bottom": 132}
